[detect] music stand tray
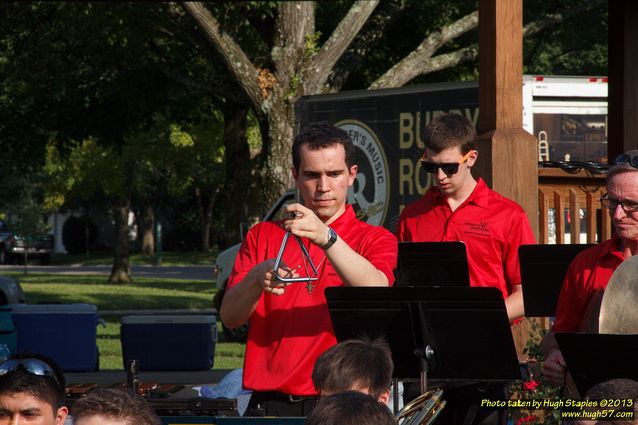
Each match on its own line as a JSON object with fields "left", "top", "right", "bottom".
{"left": 397, "top": 242, "right": 470, "bottom": 287}
{"left": 325, "top": 286, "right": 520, "bottom": 382}
{"left": 556, "top": 332, "right": 638, "bottom": 397}
{"left": 519, "top": 244, "right": 593, "bottom": 317}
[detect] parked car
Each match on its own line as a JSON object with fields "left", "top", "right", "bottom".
{"left": 0, "top": 222, "right": 54, "bottom": 265}
{"left": 0, "top": 276, "right": 26, "bottom": 305}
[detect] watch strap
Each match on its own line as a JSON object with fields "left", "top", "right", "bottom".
{"left": 322, "top": 227, "right": 338, "bottom": 250}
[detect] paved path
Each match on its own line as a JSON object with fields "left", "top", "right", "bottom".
{"left": 0, "top": 264, "right": 213, "bottom": 281}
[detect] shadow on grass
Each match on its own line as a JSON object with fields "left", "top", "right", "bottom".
{"left": 24, "top": 289, "right": 214, "bottom": 310}
{"left": 10, "top": 273, "right": 214, "bottom": 293}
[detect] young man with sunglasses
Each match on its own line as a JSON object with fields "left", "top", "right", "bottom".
{"left": 542, "top": 150, "right": 638, "bottom": 387}
{"left": 0, "top": 353, "right": 68, "bottom": 425}
{"left": 398, "top": 113, "right": 535, "bottom": 321}
{"left": 220, "top": 123, "right": 397, "bottom": 416}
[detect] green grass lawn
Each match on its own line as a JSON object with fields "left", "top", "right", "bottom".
{"left": 5, "top": 272, "right": 245, "bottom": 370}
{"left": 50, "top": 249, "right": 219, "bottom": 266}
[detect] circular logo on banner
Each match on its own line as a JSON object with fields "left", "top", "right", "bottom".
{"left": 336, "top": 120, "right": 389, "bottom": 226}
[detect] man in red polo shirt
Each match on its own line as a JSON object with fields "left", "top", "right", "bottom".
{"left": 541, "top": 151, "right": 638, "bottom": 387}
{"left": 397, "top": 113, "right": 535, "bottom": 321}
{"left": 220, "top": 123, "right": 397, "bottom": 416}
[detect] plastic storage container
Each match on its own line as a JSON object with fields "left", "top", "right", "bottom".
{"left": 9, "top": 303, "right": 98, "bottom": 372}
{"left": 0, "top": 307, "right": 17, "bottom": 355}
{"left": 120, "top": 315, "right": 216, "bottom": 371}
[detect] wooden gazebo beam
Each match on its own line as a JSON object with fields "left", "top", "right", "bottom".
{"left": 477, "top": 0, "right": 539, "bottom": 239}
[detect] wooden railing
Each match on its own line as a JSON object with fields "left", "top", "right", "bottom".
{"left": 513, "top": 167, "right": 610, "bottom": 362}
{"left": 537, "top": 168, "right": 611, "bottom": 245}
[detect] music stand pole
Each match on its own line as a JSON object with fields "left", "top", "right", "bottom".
{"left": 410, "top": 302, "right": 438, "bottom": 394}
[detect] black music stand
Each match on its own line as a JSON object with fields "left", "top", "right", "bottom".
{"left": 325, "top": 287, "right": 520, "bottom": 384}
{"left": 519, "top": 244, "right": 593, "bottom": 317}
{"left": 555, "top": 333, "right": 638, "bottom": 398}
{"left": 396, "top": 242, "right": 470, "bottom": 287}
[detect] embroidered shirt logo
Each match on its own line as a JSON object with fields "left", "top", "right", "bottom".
{"left": 464, "top": 221, "right": 490, "bottom": 236}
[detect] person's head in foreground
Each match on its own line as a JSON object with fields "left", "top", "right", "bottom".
{"left": 71, "top": 388, "right": 161, "bottom": 425}
{"left": 312, "top": 336, "right": 393, "bottom": 403}
{"left": 576, "top": 378, "right": 638, "bottom": 425}
{"left": 0, "top": 353, "right": 68, "bottom": 425}
{"left": 304, "top": 390, "right": 396, "bottom": 425}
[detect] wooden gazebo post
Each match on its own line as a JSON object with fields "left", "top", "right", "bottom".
{"left": 476, "top": 0, "right": 538, "bottom": 237}
{"left": 477, "top": 0, "right": 539, "bottom": 360}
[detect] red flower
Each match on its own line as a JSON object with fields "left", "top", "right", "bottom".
{"left": 523, "top": 380, "right": 540, "bottom": 391}
{"left": 516, "top": 414, "right": 538, "bottom": 425}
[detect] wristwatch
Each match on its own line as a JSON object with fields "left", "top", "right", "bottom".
{"left": 322, "top": 227, "right": 338, "bottom": 250}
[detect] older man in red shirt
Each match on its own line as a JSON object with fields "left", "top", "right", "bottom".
{"left": 542, "top": 150, "right": 638, "bottom": 386}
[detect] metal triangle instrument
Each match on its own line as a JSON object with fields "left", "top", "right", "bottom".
{"left": 272, "top": 231, "right": 319, "bottom": 283}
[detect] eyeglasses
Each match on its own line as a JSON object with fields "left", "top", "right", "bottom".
{"left": 600, "top": 193, "right": 638, "bottom": 213}
{"left": 0, "top": 358, "right": 60, "bottom": 385}
{"left": 421, "top": 151, "right": 473, "bottom": 175}
{"left": 614, "top": 153, "right": 638, "bottom": 169}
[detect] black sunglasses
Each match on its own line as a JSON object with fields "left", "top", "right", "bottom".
{"left": 614, "top": 153, "right": 638, "bottom": 169}
{"left": 421, "top": 151, "right": 473, "bottom": 175}
{"left": 0, "top": 358, "right": 60, "bottom": 385}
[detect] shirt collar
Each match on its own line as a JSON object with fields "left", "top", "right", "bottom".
{"left": 602, "top": 233, "right": 625, "bottom": 260}
{"left": 327, "top": 204, "right": 355, "bottom": 230}
{"left": 433, "top": 178, "right": 489, "bottom": 209}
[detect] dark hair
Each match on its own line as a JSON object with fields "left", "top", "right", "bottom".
{"left": 586, "top": 378, "right": 638, "bottom": 400}
{"left": 423, "top": 113, "right": 477, "bottom": 154}
{"left": 71, "top": 388, "right": 161, "bottom": 425}
{"left": 585, "top": 379, "right": 638, "bottom": 425}
{"left": 0, "top": 352, "right": 66, "bottom": 410}
{"left": 305, "top": 391, "right": 396, "bottom": 425}
{"left": 312, "top": 337, "right": 393, "bottom": 400}
{"left": 292, "top": 123, "right": 356, "bottom": 172}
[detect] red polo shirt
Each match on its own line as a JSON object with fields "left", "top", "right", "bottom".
{"left": 227, "top": 205, "right": 397, "bottom": 396}
{"left": 552, "top": 235, "right": 624, "bottom": 332}
{"left": 397, "top": 178, "right": 536, "bottom": 299}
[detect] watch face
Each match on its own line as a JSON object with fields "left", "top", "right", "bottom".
{"left": 324, "top": 228, "right": 337, "bottom": 249}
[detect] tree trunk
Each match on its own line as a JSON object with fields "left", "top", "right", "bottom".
{"left": 195, "top": 186, "right": 213, "bottom": 251}
{"left": 260, "top": 100, "right": 296, "bottom": 206}
{"left": 109, "top": 199, "right": 132, "bottom": 283}
{"left": 138, "top": 204, "right": 155, "bottom": 256}
{"left": 222, "top": 101, "right": 251, "bottom": 244}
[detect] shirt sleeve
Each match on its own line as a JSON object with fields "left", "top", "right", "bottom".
{"left": 504, "top": 210, "right": 537, "bottom": 286}
{"left": 226, "top": 226, "right": 261, "bottom": 291}
{"left": 360, "top": 227, "right": 398, "bottom": 286}
{"left": 552, "top": 261, "right": 585, "bottom": 332}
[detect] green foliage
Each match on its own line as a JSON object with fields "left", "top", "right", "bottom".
{"left": 1, "top": 172, "right": 52, "bottom": 246}
{"left": 509, "top": 319, "right": 562, "bottom": 425}
{"left": 304, "top": 31, "right": 322, "bottom": 58}
{"left": 523, "top": 0, "right": 607, "bottom": 76}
